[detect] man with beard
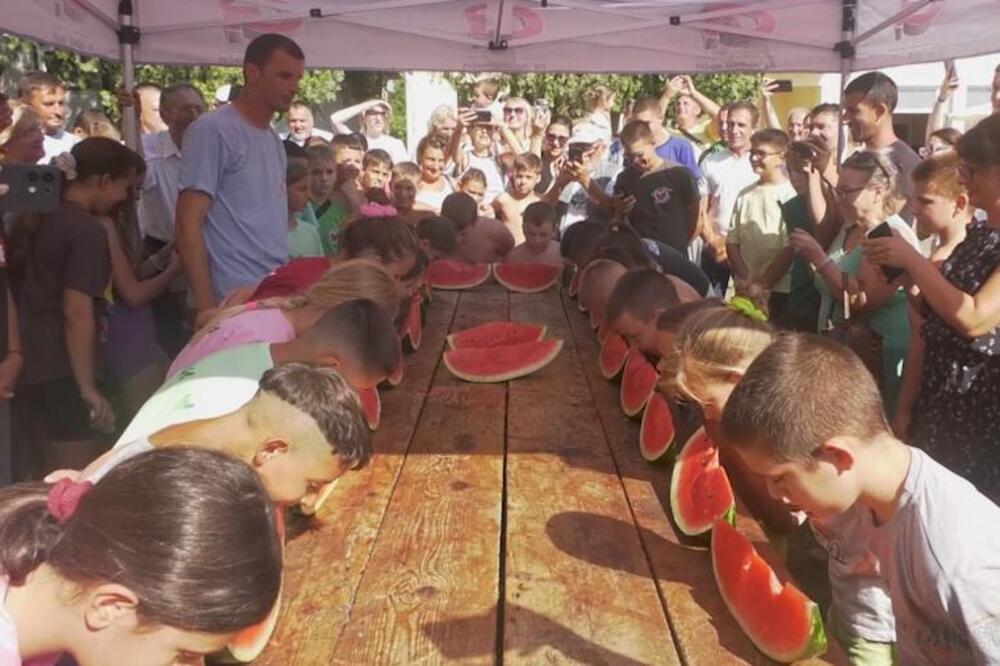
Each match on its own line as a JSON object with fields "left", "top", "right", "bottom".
{"left": 843, "top": 72, "right": 921, "bottom": 222}
{"left": 176, "top": 33, "right": 304, "bottom": 314}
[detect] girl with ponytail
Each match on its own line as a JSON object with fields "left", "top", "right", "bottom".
{"left": 0, "top": 447, "right": 282, "bottom": 665}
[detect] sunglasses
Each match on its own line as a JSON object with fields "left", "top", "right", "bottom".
{"left": 504, "top": 107, "right": 527, "bottom": 116}
{"left": 545, "top": 133, "right": 568, "bottom": 145}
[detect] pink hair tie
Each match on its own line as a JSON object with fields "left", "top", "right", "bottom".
{"left": 359, "top": 203, "right": 398, "bottom": 218}
{"left": 46, "top": 478, "right": 94, "bottom": 525}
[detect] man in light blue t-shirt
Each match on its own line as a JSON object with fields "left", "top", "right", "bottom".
{"left": 176, "top": 33, "right": 305, "bottom": 313}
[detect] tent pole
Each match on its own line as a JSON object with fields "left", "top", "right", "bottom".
{"left": 118, "top": 0, "right": 139, "bottom": 150}
{"left": 836, "top": 0, "right": 857, "bottom": 166}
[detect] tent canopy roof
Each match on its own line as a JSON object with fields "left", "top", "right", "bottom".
{"left": 3, "top": 0, "right": 999, "bottom": 73}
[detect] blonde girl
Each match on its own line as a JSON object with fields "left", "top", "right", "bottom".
{"left": 169, "top": 259, "right": 400, "bottom": 378}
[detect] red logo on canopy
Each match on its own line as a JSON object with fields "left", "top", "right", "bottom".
{"left": 219, "top": 0, "right": 303, "bottom": 43}
{"left": 464, "top": 3, "right": 543, "bottom": 39}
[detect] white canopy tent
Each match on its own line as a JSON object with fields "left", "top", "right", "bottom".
{"left": 4, "top": 1, "right": 1000, "bottom": 143}
{"left": 4, "top": 0, "right": 1000, "bottom": 74}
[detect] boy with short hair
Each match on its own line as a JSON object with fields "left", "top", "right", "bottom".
{"left": 723, "top": 334, "right": 1000, "bottom": 665}
{"left": 578, "top": 259, "right": 628, "bottom": 327}
{"left": 459, "top": 168, "right": 497, "bottom": 218}
{"left": 391, "top": 161, "right": 432, "bottom": 226}
{"left": 444, "top": 192, "right": 515, "bottom": 263}
{"left": 286, "top": 160, "right": 324, "bottom": 258}
{"left": 612, "top": 120, "right": 700, "bottom": 255}
{"left": 362, "top": 148, "right": 393, "bottom": 190}
{"left": 726, "top": 128, "right": 797, "bottom": 323}
{"left": 415, "top": 216, "right": 460, "bottom": 261}
{"left": 307, "top": 138, "right": 365, "bottom": 255}
{"left": 493, "top": 153, "right": 543, "bottom": 245}
{"left": 504, "top": 201, "right": 563, "bottom": 268}
{"left": 605, "top": 268, "right": 687, "bottom": 356}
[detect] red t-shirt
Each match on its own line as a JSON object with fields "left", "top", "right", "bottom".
{"left": 250, "top": 257, "right": 330, "bottom": 300}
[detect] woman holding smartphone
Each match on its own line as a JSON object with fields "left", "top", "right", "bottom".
{"left": 789, "top": 150, "right": 920, "bottom": 412}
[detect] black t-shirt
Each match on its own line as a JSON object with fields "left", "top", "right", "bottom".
{"left": 614, "top": 165, "right": 698, "bottom": 254}
{"left": 641, "top": 239, "right": 711, "bottom": 297}
{"left": 535, "top": 156, "right": 557, "bottom": 195}
{"left": 10, "top": 202, "right": 111, "bottom": 385}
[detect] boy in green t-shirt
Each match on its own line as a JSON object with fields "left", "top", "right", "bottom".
{"left": 307, "top": 137, "right": 364, "bottom": 255}
{"left": 287, "top": 159, "right": 323, "bottom": 258}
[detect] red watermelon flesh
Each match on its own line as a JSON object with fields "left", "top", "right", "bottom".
{"left": 568, "top": 269, "right": 581, "bottom": 297}
{"left": 358, "top": 386, "right": 381, "bottom": 431}
{"left": 712, "top": 519, "right": 827, "bottom": 662}
{"left": 598, "top": 333, "right": 629, "bottom": 380}
{"left": 426, "top": 259, "right": 492, "bottom": 289}
{"left": 403, "top": 293, "right": 422, "bottom": 351}
{"left": 620, "top": 348, "right": 658, "bottom": 417}
{"left": 639, "top": 392, "right": 675, "bottom": 461}
{"left": 493, "top": 262, "right": 561, "bottom": 293}
{"left": 670, "top": 428, "right": 735, "bottom": 536}
{"left": 447, "top": 321, "right": 547, "bottom": 350}
{"left": 444, "top": 338, "right": 563, "bottom": 383}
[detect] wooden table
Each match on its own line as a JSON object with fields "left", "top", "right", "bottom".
{"left": 256, "top": 284, "right": 846, "bottom": 665}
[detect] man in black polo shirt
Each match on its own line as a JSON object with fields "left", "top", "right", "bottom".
{"left": 612, "top": 120, "right": 699, "bottom": 256}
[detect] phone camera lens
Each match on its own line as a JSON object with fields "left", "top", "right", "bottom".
{"left": 42, "top": 172, "right": 55, "bottom": 183}
{"left": 27, "top": 172, "right": 39, "bottom": 183}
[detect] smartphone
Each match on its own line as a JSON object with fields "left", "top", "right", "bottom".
{"left": 772, "top": 79, "right": 793, "bottom": 93}
{"left": 567, "top": 144, "right": 584, "bottom": 163}
{"left": 866, "top": 221, "right": 905, "bottom": 282}
{"left": 0, "top": 164, "right": 62, "bottom": 215}
{"left": 534, "top": 98, "right": 549, "bottom": 118}
{"left": 474, "top": 110, "right": 492, "bottom": 124}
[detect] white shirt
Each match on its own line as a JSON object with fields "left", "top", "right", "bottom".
{"left": 365, "top": 133, "right": 409, "bottom": 164}
{"left": 139, "top": 130, "right": 183, "bottom": 242}
{"left": 698, "top": 149, "right": 757, "bottom": 236}
{"left": 41, "top": 129, "right": 80, "bottom": 164}
{"left": 462, "top": 150, "right": 506, "bottom": 204}
{"left": 281, "top": 127, "right": 333, "bottom": 147}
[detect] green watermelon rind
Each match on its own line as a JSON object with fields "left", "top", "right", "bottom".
{"left": 426, "top": 261, "right": 493, "bottom": 290}
{"left": 711, "top": 521, "right": 828, "bottom": 663}
{"left": 444, "top": 339, "right": 564, "bottom": 383}
{"left": 493, "top": 262, "right": 562, "bottom": 293}
{"left": 669, "top": 429, "right": 736, "bottom": 536}
{"left": 638, "top": 393, "right": 675, "bottom": 462}
{"left": 446, "top": 321, "right": 547, "bottom": 350}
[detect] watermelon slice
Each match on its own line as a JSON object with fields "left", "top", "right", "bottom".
{"left": 426, "top": 259, "right": 492, "bottom": 290}
{"left": 358, "top": 386, "right": 381, "bottom": 431}
{"left": 639, "top": 392, "right": 675, "bottom": 461}
{"left": 493, "top": 262, "right": 561, "bottom": 293}
{"left": 447, "top": 321, "right": 547, "bottom": 350}
{"left": 444, "top": 338, "right": 563, "bottom": 383}
{"left": 402, "top": 293, "right": 422, "bottom": 352}
{"left": 670, "top": 428, "right": 735, "bottom": 536}
{"left": 589, "top": 309, "right": 601, "bottom": 331}
{"left": 220, "top": 511, "right": 286, "bottom": 662}
{"left": 598, "top": 333, "right": 629, "bottom": 381}
{"left": 712, "top": 519, "right": 827, "bottom": 662}
{"left": 568, "top": 268, "right": 581, "bottom": 297}
{"left": 620, "top": 348, "right": 658, "bottom": 418}
{"left": 386, "top": 354, "right": 404, "bottom": 387}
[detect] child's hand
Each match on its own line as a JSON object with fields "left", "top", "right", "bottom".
{"left": 82, "top": 387, "right": 115, "bottom": 434}
{"left": 789, "top": 229, "right": 826, "bottom": 266}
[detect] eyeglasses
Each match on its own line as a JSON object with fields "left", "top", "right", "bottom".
{"left": 834, "top": 184, "right": 868, "bottom": 198}
{"left": 545, "top": 133, "right": 568, "bottom": 145}
{"left": 366, "top": 110, "right": 387, "bottom": 118}
{"left": 504, "top": 107, "right": 527, "bottom": 116}
{"left": 749, "top": 149, "right": 783, "bottom": 158}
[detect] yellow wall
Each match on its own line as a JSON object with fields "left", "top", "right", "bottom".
{"left": 767, "top": 72, "right": 823, "bottom": 122}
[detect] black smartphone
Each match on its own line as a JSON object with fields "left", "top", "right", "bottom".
{"left": 567, "top": 144, "right": 584, "bottom": 163}
{"left": 867, "top": 221, "right": 905, "bottom": 282}
{"left": 772, "top": 79, "right": 794, "bottom": 93}
{"left": 0, "top": 164, "right": 62, "bottom": 215}
{"left": 474, "top": 110, "right": 492, "bottom": 124}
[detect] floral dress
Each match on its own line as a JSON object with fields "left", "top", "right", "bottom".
{"left": 910, "top": 219, "right": 1000, "bottom": 502}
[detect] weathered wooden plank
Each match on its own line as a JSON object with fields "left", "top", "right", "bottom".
{"left": 329, "top": 288, "right": 507, "bottom": 664}
{"left": 562, "top": 291, "right": 847, "bottom": 666}
{"left": 502, "top": 289, "right": 681, "bottom": 666}
{"left": 255, "top": 291, "right": 459, "bottom": 665}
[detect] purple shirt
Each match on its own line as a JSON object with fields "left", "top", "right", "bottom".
{"left": 167, "top": 308, "right": 295, "bottom": 379}
{"left": 654, "top": 136, "right": 701, "bottom": 181}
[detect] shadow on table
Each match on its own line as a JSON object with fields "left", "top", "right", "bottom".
{"left": 545, "top": 510, "right": 760, "bottom": 663}
{"left": 421, "top": 604, "right": 648, "bottom": 666}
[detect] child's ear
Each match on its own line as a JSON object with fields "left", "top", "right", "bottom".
{"left": 817, "top": 438, "right": 856, "bottom": 473}
{"left": 955, "top": 192, "right": 970, "bottom": 215}
{"left": 320, "top": 355, "right": 343, "bottom": 370}
{"left": 83, "top": 584, "right": 140, "bottom": 631}
{"left": 253, "top": 439, "right": 290, "bottom": 467}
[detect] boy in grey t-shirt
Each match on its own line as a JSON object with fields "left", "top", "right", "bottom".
{"left": 721, "top": 333, "right": 1000, "bottom": 666}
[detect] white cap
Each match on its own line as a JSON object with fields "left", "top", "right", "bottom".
{"left": 569, "top": 122, "right": 605, "bottom": 145}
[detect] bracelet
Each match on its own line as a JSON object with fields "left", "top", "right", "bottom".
{"left": 817, "top": 257, "right": 834, "bottom": 270}
{"left": 936, "top": 95, "right": 949, "bottom": 104}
